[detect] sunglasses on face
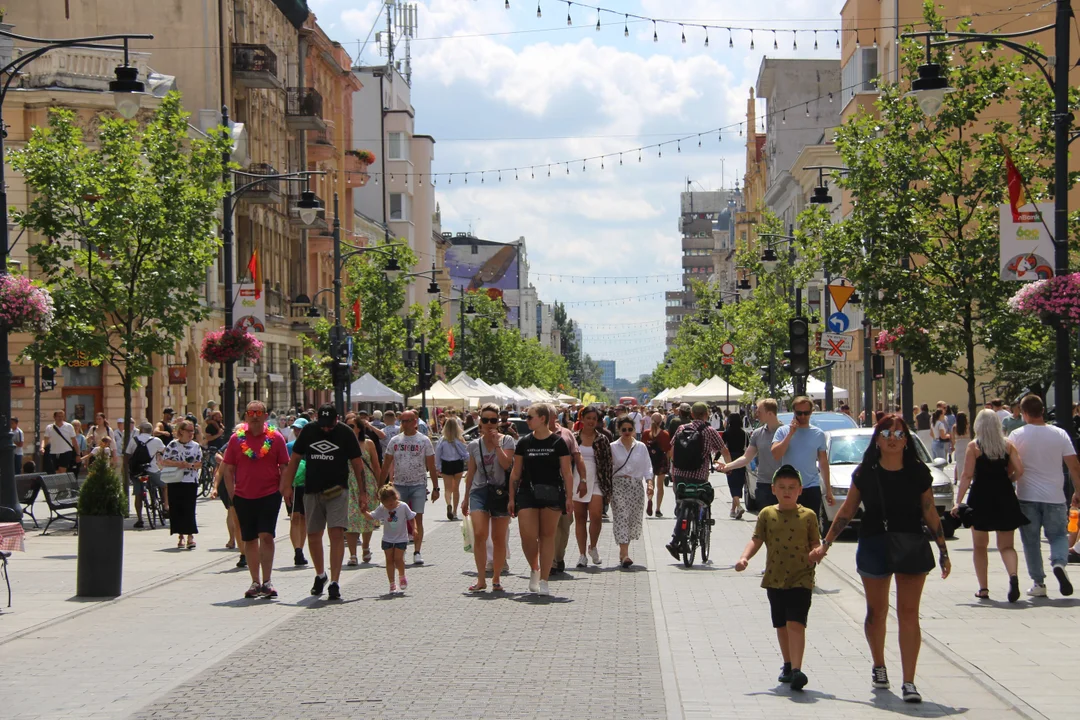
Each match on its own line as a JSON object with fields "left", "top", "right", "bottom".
{"left": 619, "top": 427, "right": 635, "bottom": 433}
{"left": 246, "top": 411, "right": 264, "bottom": 417}
{"left": 880, "top": 429, "right": 906, "bottom": 440}
{"left": 526, "top": 415, "right": 538, "bottom": 420}
{"left": 794, "top": 410, "right": 812, "bottom": 417}
{"left": 480, "top": 417, "right": 499, "bottom": 424}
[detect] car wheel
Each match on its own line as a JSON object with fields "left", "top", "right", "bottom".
{"left": 940, "top": 513, "right": 958, "bottom": 539}
{"left": 744, "top": 483, "right": 758, "bottom": 513}
{"left": 819, "top": 501, "right": 832, "bottom": 538}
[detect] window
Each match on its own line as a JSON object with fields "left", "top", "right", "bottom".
{"left": 389, "top": 193, "right": 408, "bottom": 221}
{"left": 388, "top": 132, "right": 408, "bottom": 161}
{"left": 841, "top": 47, "right": 879, "bottom": 106}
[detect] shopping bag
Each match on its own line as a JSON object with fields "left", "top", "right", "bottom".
{"left": 461, "top": 515, "right": 473, "bottom": 553}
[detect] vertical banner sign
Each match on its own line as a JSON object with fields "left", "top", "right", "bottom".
{"left": 999, "top": 202, "right": 1055, "bottom": 281}
{"left": 232, "top": 283, "right": 266, "bottom": 332}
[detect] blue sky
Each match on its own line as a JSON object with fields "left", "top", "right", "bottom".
{"left": 309, "top": 0, "right": 845, "bottom": 381}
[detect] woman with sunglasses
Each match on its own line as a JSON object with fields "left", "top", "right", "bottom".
{"left": 609, "top": 416, "right": 652, "bottom": 568}
{"left": 509, "top": 403, "right": 574, "bottom": 595}
{"left": 572, "top": 406, "right": 613, "bottom": 568}
{"left": 462, "top": 403, "right": 517, "bottom": 591}
{"left": 435, "top": 417, "right": 469, "bottom": 521}
{"left": 811, "top": 414, "right": 951, "bottom": 704}
{"left": 345, "top": 416, "right": 382, "bottom": 566}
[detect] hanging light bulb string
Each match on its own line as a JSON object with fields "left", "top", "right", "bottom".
{"left": 533, "top": 271, "right": 686, "bottom": 284}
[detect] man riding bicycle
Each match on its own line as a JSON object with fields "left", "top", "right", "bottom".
{"left": 666, "top": 402, "right": 729, "bottom": 559}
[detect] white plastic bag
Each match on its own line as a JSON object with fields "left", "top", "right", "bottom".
{"left": 461, "top": 515, "right": 473, "bottom": 553}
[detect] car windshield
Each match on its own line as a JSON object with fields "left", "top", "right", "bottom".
{"left": 776, "top": 412, "right": 858, "bottom": 432}
{"left": 829, "top": 433, "right": 933, "bottom": 464}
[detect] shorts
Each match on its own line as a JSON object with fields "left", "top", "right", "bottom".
{"left": 381, "top": 540, "right": 408, "bottom": 551}
{"left": 766, "top": 587, "right": 813, "bottom": 628}
{"left": 800, "top": 486, "right": 822, "bottom": 514}
{"left": 726, "top": 469, "right": 747, "bottom": 499}
{"left": 515, "top": 482, "right": 565, "bottom": 512}
{"left": 285, "top": 489, "right": 305, "bottom": 516}
{"left": 469, "top": 485, "right": 510, "bottom": 517}
{"left": 856, "top": 534, "right": 891, "bottom": 579}
{"left": 649, "top": 450, "right": 669, "bottom": 476}
{"left": 572, "top": 473, "right": 603, "bottom": 503}
{"left": 441, "top": 459, "right": 465, "bottom": 475}
{"left": 304, "top": 489, "right": 349, "bottom": 533}
{"left": 218, "top": 481, "right": 232, "bottom": 510}
{"left": 395, "top": 483, "right": 428, "bottom": 514}
{"left": 52, "top": 451, "right": 76, "bottom": 470}
{"left": 233, "top": 492, "right": 282, "bottom": 542}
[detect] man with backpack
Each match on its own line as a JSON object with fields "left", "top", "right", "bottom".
{"left": 665, "top": 402, "right": 729, "bottom": 559}
{"left": 126, "top": 421, "right": 166, "bottom": 528}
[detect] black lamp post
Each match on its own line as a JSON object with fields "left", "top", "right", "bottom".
{"left": 904, "top": 4, "right": 1073, "bottom": 434}
{"left": 0, "top": 29, "right": 152, "bottom": 517}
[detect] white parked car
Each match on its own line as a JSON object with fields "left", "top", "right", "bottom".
{"left": 819, "top": 428, "right": 957, "bottom": 538}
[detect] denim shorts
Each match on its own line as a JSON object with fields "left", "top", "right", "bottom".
{"left": 381, "top": 540, "right": 408, "bottom": 551}
{"left": 468, "top": 484, "right": 510, "bottom": 518}
{"left": 856, "top": 534, "right": 890, "bottom": 579}
{"left": 395, "top": 483, "right": 428, "bottom": 514}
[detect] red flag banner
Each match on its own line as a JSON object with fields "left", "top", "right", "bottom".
{"left": 247, "top": 250, "right": 261, "bottom": 299}
{"left": 353, "top": 298, "right": 361, "bottom": 331}
{"left": 1002, "top": 144, "right": 1039, "bottom": 223}
{"left": 448, "top": 328, "right": 455, "bottom": 358}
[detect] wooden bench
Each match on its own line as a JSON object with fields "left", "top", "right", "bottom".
{"left": 15, "top": 473, "right": 43, "bottom": 528}
{"left": 38, "top": 473, "right": 80, "bottom": 535}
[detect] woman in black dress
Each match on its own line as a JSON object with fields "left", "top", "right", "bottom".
{"left": 721, "top": 413, "right": 748, "bottom": 519}
{"left": 953, "top": 408, "right": 1026, "bottom": 602}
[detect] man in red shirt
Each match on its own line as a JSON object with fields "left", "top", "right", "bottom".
{"left": 223, "top": 401, "right": 290, "bottom": 599}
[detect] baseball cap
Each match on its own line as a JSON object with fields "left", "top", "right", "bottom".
{"left": 679, "top": 403, "right": 691, "bottom": 414}
{"left": 292, "top": 417, "right": 309, "bottom": 431}
{"left": 317, "top": 403, "right": 338, "bottom": 428}
{"left": 772, "top": 464, "right": 803, "bottom": 484}
{"left": 163, "top": 407, "right": 174, "bottom": 415}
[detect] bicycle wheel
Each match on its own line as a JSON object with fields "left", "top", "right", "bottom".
{"left": 140, "top": 486, "right": 156, "bottom": 530}
{"left": 682, "top": 511, "right": 698, "bottom": 568}
{"left": 699, "top": 506, "right": 711, "bottom": 564}
{"left": 199, "top": 466, "right": 213, "bottom": 497}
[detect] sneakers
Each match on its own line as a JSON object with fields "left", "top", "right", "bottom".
{"left": 901, "top": 682, "right": 922, "bottom": 703}
{"left": 347, "top": 555, "right": 359, "bottom": 566}
{"left": 729, "top": 509, "right": 737, "bottom": 519}
{"left": 400, "top": 575, "right": 408, "bottom": 591}
{"left": 529, "top": 569, "right": 541, "bottom": 593}
{"left": 735, "top": 507, "right": 745, "bottom": 520}
{"left": 133, "top": 519, "right": 144, "bottom": 529}
{"left": 413, "top": 551, "right": 424, "bottom": 565}
{"left": 244, "top": 581, "right": 262, "bottom": 599}
{"left": 1028, "top": 583, "right": 1048, "bottom": 597}
{"left": 655, "top": 509, "right": 663, "bottom": 517}
{"left": 261, "top": 582, "right": 277, "bottom": 599}
{"left": 538, "top": 580, "right": 551, "bottom": 596}
{"left": 236, "top": 554, "right": 247, "bottom": 569}
{"left": 447, "top": 505, "right": 454, "bottom": 521}
{"left": 589, "top": 546, "right": 602, "bottom": 565}
{"left": 1069, "top": 549, "right": 1080, "bottom": 564}
{"left": 665, "top": 543, "right": 680, "bottom": 560}
{"left": 327, "top": 582, "right": 341, "bottom": 600}
{"left": 293, "top": 548, "right": 307, "bottom": 566}
{"left": 789, "top": 670, "right": 808, "bottom": 691}
{"left": 1054, "top": 565, "right": 1074, "bottom": 596}
{"left": 1008, "top": 575, "right": 1021, "bottom": 603}
{"left": 778, "top": 664, "right": 793, "bottom": 683}
{"left": 311, "top": 573, "right": 328, "bottom": 596}
{"left": 871, "top": 666, "right": 890, "bottom": 690}
{"left": 389, "top": 581, "right": 397, "bottom": 594}
{"left": 577, "top": 554, "right": 588, "bottom": 569}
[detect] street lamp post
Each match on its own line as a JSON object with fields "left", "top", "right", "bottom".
{"left": 219, "top": 114, "right": 323, "bottom": 428}
{"left": 904, "top": 3, "right": 1073, "bottom": 434}
{"left": 0, "top": 29, "right": 152, "bottom": 516}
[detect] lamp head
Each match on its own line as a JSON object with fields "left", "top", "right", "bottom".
{"left": 383, "top": 256, "right": 402, "bottom": 281}
{"left": 761, "top": 247, "right": 779, "bottom": 272}
{"left": 110, "top": 65, "right": 144, "bottom": 120}
{"left": 810, "top": 184, "right": 833, "bottom": 205}
{"left": 296, "top": 190, "right": 323, "bottom": 226}
{"left": 906, "top": 63, "right": 953, "bottom": 117}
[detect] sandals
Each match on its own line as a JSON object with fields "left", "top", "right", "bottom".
{"left": 621, "top": 558, "right": 633, "bottom": 569}
{"left": 975, "top": 588, "right": 990, "bottom": 599}
{"left": 187, "top": 540, "right": 196, "bottom": 550}
{"left": 177, "top": 538, "right": 186, "bottom": 549}
{"left": 492, "top": 583, "right": 504, "bottom": 592}
{"left": 468, "top": 583, "right": 487, "bottom": 593}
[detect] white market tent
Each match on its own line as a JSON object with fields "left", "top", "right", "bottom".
{"left": 449, "top": 372, "right": 501, "bottom": 406}
{"left": 473, "top": 377, "right": 514, "bottom": 405}
{"left": 667, "top": 382, "right": 700, "bottom": 402}
{"left": 493, "top": 383, "right": 529, "bottom": 407}
{"left": 409, "top": 380, "right": 473, "bottom": 409}
{"left": 556, "top": 393, "right": 578, "bottom": 403}
{"left": 781, "top": 376, "right": 849, "bottom": 400}
{"left": 527, "top": 385, "right": 558, "bottom": 402}
{"left": 349, "top": 372, "right": 404, "bottom": 404}
{"left": 680, "top": 375, "right": 746, "bottom": 404}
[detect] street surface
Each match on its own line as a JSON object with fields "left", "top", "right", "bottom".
{"left": 0, "top": 473, "right": 1073, "bottom": 719}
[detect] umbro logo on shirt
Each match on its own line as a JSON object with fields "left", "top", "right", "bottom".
{"left": 308, "top": 440, "right": 340, "bottom": 460}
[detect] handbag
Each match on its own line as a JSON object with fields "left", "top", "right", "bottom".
{"left": 476, "top": 442, "right": 509, "bottom": 513}
{"left": 873, "top": 466, "right": 935, "bottom": 575}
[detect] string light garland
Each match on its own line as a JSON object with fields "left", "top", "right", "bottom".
{"left": 533, "top": 272, "right": 686, "bottom": 284}
{"left": 554, "top": 291, "right": 667, "bottom": 307}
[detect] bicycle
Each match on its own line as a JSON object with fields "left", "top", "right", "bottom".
{"left": 199, "top": 455, "right": 219, "bottom": 498}
{"left": 135, "top": 474, "right": 166, "bottom": 530}
{"left": 673, "top": 482, "right": 715, "bottom": 568}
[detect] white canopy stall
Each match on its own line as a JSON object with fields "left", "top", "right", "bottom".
{"left": 409, "top": 380, "right": 473, "bottom": 409}
{"left": 349, "top": 372, "right": 405, "bottom": 404}
{"left": 680, "top": 375, "right": 746, "bottom": 404}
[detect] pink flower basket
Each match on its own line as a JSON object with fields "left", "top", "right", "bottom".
{"left": 1008, "top": 273, "right": 1080, "bottom": 324}
{"left": 875, "top": 325, "right": 928, "bottom": 352}
{"left": 0, "top": 274, "right": 54, "bottom": 333}
{"left": 200, "top": 327, "right": 263, "bottom": 364}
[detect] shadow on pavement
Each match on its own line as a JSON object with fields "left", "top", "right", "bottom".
{"left": 511, "top": 594, "right": 573, "bottom": 605}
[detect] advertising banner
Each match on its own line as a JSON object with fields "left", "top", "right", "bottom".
{"left": 232, "top": 282, "right": 266, "bottom": 331}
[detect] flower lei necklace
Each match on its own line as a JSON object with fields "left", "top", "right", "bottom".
{"left": 237, "top": 423, "right": 277, "bottom": 459}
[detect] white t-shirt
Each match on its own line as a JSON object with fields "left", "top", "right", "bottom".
{"left": 629, "top": 411, "right": 643, "bottom": 435}
{"left": 996, "top": 409, "right": 1012, "bottom": 423}
{"left": 933, "top": 420, "right": 948, "bottom": 441}
{"left": 125, "top": 433, "right": 166, "bottom": 473}
{"left": 1011, "top": 423, "right": 1076, "bottom": 504}
{"left": 385, "top": 432, "right": 434, "bottom": 486}
{"left": 371, "top": 501, "right": 416, "bottom": 544}
{"left": 12, "top": 426, "right": 23, "bottom": 455}
{"left": 45, "top": 422, "right": 77, "bottom": 456}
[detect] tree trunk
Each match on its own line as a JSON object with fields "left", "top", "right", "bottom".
{"left": 964, "top": 309, "right": 977, "bottom": 422}
{"left": 122, "top": 376, "right": 133, "bottom": 515}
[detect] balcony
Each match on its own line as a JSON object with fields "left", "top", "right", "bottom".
{"left": 344, "top": 151, "right": 371, "bottom": 188}
{"left": 307, "top": 127, "right": 339, "bottom": 164}
{"left": 239, "top": 163, "right": 282, "bottom": 205}
{"left": 231, "top": 44, "right": 282, "bottom": 90}
{"left": 264, "top": 283, "right": 285, "bottom": 319}
{"left": 286, "top": 87, "right": 326, "bottom": 131}
{"left": 287, "top": 193, "right": 327, "bottom": 231}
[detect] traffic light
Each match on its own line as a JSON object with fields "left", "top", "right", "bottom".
{"left": 40, "top": 366, "right": 56, "bottom": 391}
{"left": 419, "top": 352, "right": 435, "bottom": 390}
{"left": 872, "top": 353, "right": 886, "bottom": 380}
{"left": 759, "top": 364, "right": 773, "bottom": 390}
{"left": 784, "top": 317, "right": 810, "bottom": 376}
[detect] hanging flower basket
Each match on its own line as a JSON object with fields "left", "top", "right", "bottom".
{"left": 200, "top": 327, "right": 263, "bottom": 364}
{"left": 347, "top": 149, "right": 376, "bottom": 164}
{"left": 1008, "top": 273, "right": 1080, "bottom": 326}
{"left": 0, "top": 274, "right": 54, "bottom": 333}
{"left": 875, "top": 325, "right": 928, "bottom": 352}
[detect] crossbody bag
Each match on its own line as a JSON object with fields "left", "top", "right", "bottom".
{"left": 476, "top": 441, "right": 509, "bottom": 513}
{"left": 872, "top": 465, "right": 935, "bottom": 575}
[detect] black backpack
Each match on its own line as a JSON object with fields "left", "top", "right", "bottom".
{"left": 672, "top": 423, "right": 705, "bottom": 472}
{"left": 129, "top": 437, "right": 152, "bottom": 476}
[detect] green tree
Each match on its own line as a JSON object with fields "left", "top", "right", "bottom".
{"left": 10, "top": 94, "right": 229, "bottom": 473}
{"left": 824, "top": 3, "right": 1078, "bottom": 419}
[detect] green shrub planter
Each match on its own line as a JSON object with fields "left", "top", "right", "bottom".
{"left": 77, "top": 515, "right": 124, "bottom": 597}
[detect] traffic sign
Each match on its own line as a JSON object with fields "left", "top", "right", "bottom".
{"left": 827, "top": 312, "right": 850, "bottom": 333}
{"left": 825, "top": 347, "right": 847, "bottom": 361}
{"left": 819, "top": 332, "right": 854, "bottom": 352}
{"left": 720, "top": 342, "right": 735, "bottom": 356}
{"left": 721, "top": 356, "right": 735, "bottom": 365}
{"left": 828, "top": 280, "right": 856, "bottom": 312}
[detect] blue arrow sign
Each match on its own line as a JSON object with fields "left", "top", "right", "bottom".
{"left": 346, "top": 336, "right": 354, "bottom": 366}
{"left": 827, "top": 312, "right": 850, "bottom": 333}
